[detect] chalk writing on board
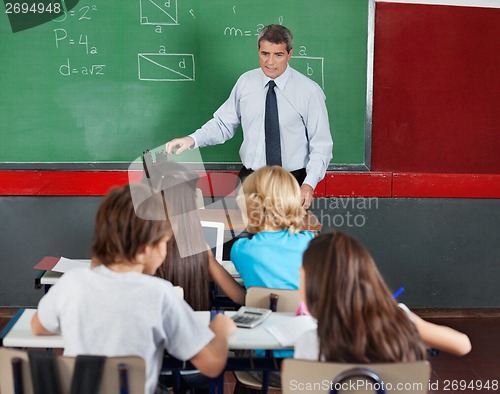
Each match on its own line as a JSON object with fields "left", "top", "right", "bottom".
{"left": 138, "top": 53, "right": 195, "bottom": 82}
{"left": 51, "top": 3, "right": 105, "bottom": 77}
{"left": 59, "top": 58, "right": 106, "bottom": 76}
{"left": 140, "top": 0, "right": 179, "bottom": 26}
{"left": 53, "top": 4, "right": 98, "bottom": 23}
{"left": 223, "top": 22, "right": 279, "bottom": 38}
{"left": 54, "top": 29, "right": 98, "bottom": 55}
{"left": 224, "top": 26, "right": 253, "bottom": 37}
{"left": 290, "top": 56, "right": 325, "bottom": 90}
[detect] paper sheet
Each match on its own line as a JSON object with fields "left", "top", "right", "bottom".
{"left": 265, "top": 315, "right": 317, "bottom": 347}
{"left": 51, "top": 257, "right": 91, "bottom": 273}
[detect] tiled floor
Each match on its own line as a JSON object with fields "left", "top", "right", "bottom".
{"left": 1, "top": 309, "right": 499, "bottom": 394}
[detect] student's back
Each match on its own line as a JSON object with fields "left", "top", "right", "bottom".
{"left": 231, "top": 166, "right": 314, "bottom": 290}
{"left": 32, "top": 184, "right": 236, "bottom": 394}
{"left": 36, "top": 264, "right": 211, "bottom": 393}
{"left": 231, "top": 230, "right": 313, "bottom": 289}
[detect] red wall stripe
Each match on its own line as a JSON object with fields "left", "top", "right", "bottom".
{"left": 1, "top": 170, "right": 500, "bottom": 198}
{"left": 393, "top": 173, "right": 500, "bottom": 198}
{"left": 324, "top": 172, "right": 393, "bottom": 198}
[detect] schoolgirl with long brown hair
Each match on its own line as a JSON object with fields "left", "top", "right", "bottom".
{"left": 295, "top": 232, "right": 471, "bottom": 362}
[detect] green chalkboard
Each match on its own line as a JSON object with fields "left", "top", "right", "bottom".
{"left": 0, "top": 0, "right": 369, "bottom": 167}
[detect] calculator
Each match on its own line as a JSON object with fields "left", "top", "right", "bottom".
{"left": 231, "top": 306, "right": 272, "bottom": 328}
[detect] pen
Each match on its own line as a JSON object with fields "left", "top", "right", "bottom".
{"left": 392, "top": 287, "right": 405, "bottom": 299}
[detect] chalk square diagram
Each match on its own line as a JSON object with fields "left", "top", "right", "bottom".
{"left": 138, "top": 54, "right": 195, "bottom": 81}
{"left": 140, "top": 0, "right": 178, "bottom": 25}
{"left": 290, "top": 56, "right": 325, "bottom": 89}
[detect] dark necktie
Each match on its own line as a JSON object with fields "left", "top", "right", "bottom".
{"left": 265, "top": 80, "right": 282, "bottom": 166}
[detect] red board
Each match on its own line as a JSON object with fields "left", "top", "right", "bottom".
{"left": 372, "top": 2, "right": 500, "bottom": 173}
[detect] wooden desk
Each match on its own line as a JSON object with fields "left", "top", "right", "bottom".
{"left": 198, "top": 209, "right": 322, "bottom": 232}
{"left": 1, "top": 309, "right": 296, "bottom": 351}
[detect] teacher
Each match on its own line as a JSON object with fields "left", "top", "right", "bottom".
{"left": 165, "top": 24, "right": 333, "bottom": 209}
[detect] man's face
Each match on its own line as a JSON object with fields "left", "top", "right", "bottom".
{"left": 258, "top": 40, "right": 293, "bottom": 79}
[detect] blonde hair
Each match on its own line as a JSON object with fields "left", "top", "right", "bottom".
{"left": 239, "top": 166, "right": 305, "bottom": 234}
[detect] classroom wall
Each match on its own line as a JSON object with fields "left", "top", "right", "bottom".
{"left": 1, "top": 194, "right": 500, "bottom": 308}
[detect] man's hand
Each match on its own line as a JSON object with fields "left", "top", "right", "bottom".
{"left": 300, "top": 184, "right": 314, "bottom": 209}
{"left": 165, "top": 136, "right": 195, "bottom": 155}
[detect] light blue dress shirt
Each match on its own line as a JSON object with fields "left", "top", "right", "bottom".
{"left": 189, "top": 66, "right": 333, "bottom": 189}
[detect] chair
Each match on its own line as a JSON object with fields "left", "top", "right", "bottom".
{"left": 245, "top": 287, "right": 301, "bottom": 312}
{"left": 234, "top": 287, "right": 301, "bottom": 393}
{"left": 281, "top": 359, "right": 431, "bottom": 394}
{"left": 0, "top": 347, "right": 146, "bottom": 394}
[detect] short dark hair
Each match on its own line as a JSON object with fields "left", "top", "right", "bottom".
{"left": 258, "top": 24, "right": 293, "bottom": 52}
{"left": 92, "top": 184, "right": 171, "bottom": 265}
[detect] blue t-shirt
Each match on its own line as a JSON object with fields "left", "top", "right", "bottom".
{"left": 230, "top": 230, "right": 315, "bottom": 289}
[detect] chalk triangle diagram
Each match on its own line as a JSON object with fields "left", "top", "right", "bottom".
{"left": 138, "top": 54, "right": 195, "bottom": 81}
{"left": 140, "top": 0, "right": 178, "bottom": 25}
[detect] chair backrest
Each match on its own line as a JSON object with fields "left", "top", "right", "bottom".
{"left": 281, "top": 359, "right": 431, "bottom": 394}
{"left": 245, "top": 286, "right": 301, "bottom": 312}
{"left": 0, "top": 347, "right": 146, "bottom": 394}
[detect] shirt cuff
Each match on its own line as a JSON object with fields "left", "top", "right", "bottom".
{"left": 187, "top": 133, "right": 200, "bottom": 149}
{"left": 303, "top": 174, "right": 318, "bottom": 191}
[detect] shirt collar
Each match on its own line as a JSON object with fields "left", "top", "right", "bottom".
{"left": 261, "top": 65, "right": 292, "bottom": 90}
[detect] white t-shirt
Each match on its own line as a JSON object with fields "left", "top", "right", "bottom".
{"left": 294, "top": 303, "right": 414, "bottom": 360}
{"left": 37, "top": 265, "right": 215, "bottom": 394}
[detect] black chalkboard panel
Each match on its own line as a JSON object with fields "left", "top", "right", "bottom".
{"left": 0, "top": 0, "right": 369, "bottom": 166}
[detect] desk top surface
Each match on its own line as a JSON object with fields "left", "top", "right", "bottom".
{"left": 2, "top": 309, "right": 299, "bottom": 350}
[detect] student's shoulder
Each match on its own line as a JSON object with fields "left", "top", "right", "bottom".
{"left": 294, "top": 230, "right": 315, "bottom": 241}
{"left": 230, "top": 233, "right": 255, "bottom": 261}
{"left": 232, "top": 231, "right": 253, "bottom": 245}
{"left": 46, "top": 267, "right": 94, "bottom": 294}
{"left": 397, "top": 303, "right": 413, "bottom": 320}
{"left": 137, "top": 273, "right": 175, "bottom": 290}
{"left": 57, "top": 267, "right": 93, "bottom": 283}
{"left": 231, "top": 236, "right": 251, "bottom": 253}
{"left": 132, "top": 275, "right": 185, "bottom": 305}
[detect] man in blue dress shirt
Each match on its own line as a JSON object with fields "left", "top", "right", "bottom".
{"left": 165, "top": 25, "right": 333, "bottom": 209}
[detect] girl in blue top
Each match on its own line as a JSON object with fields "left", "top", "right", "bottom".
{"left": 231, "top": 165, "right": 315, "bottom": 290}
